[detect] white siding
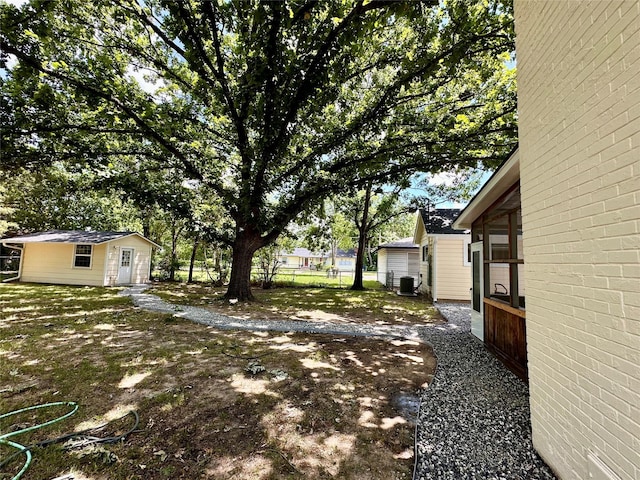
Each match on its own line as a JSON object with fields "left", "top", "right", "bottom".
{"left": 414, "top": 221, "right": 471, "bottom": 300}
{"left": 378, "top": 249, "right": 419, "bottom": 288}
{"left": 377, "top": 249, "right": 388, "bottom": 284}
{"left": 417, "top": 227, "right": 430, "bottom": 294}
{"left": 515, "top": 1, "right": 640, "bottom": 479}
{"left": 408, "top": 252, "right": 419, "bottom": 277}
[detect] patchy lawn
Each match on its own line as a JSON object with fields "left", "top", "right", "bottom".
{"left": 150, "top": 282, "right": 443, "bottom": 326}
{"left": 0, "top": 283, "right": 436, "bottom": 480}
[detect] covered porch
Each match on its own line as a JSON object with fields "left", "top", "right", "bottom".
{"left": 453, "top": 150, "right": 527, "bottom": 381}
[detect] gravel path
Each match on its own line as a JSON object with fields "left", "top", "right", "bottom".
{"left": 120, "top": 286, "right": 555, "bottom": 480}
{"left": 415, "top": 303, "right": 557, "bottom": 480}
{"left": 119, "top": 284, "right": 425, "bottom": 340}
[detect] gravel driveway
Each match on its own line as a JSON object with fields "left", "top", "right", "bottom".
{"left": 121, "top": 287, "right": 556, "bottom": 479}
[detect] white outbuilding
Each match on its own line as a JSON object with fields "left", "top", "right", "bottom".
{"left": 375, "top": 237, "right": 420, "bottom": 288}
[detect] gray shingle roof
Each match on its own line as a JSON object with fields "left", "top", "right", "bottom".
{"left": 419, "top": 208, "right": 463, "bottom": 234}
{"left": 2, "top": 230, "right": 145, "bottom": 245}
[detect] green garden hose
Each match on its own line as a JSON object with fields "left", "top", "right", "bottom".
{"left": 0, "top": 401, "right": 78, "bottom": 480}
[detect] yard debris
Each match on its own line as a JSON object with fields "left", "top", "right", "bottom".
{"left": 245, "top": 360, "right": 266, "bottom": 375}
{"left": 153, "top": 449, "right": 168, "bottom": 462}
{"left": 269, "top": 369, "right": 289, "bottom": 381}
{"left": 71, "top": 445, "right": 119, "bottom": 465}
{"left": 0, "top": 381, "right": 38, "bottom": 395}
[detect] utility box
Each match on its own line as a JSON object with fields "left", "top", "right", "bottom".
{"left": 399, "top": 276, "right": 414, "bottom": 295}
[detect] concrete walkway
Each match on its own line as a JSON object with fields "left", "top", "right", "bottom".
{"left": 120, "top": 286, "right": 555, "bottom": 480}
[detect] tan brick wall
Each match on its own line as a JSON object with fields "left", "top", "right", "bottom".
{"left": 515, "top": 1, "right": 640, "bottom": 479}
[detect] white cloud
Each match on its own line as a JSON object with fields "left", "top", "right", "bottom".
{"left": 428, "top": 172, "right": 458, "bottom": 187}
{"left": 3, "top": 54, "right": 18, "bottom": 70}
{"left": 126, "top": 65, "right": 159, "bottom": 95}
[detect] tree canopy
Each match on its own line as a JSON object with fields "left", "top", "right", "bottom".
{"left": 1, "top": 0, "right": 517, "bottom": 299}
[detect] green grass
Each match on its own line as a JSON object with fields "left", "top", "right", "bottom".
{"left": 0, "top": 282, "right": 436, "bottom": 480}
{"left": 150, "top": 281, "right": 441, "bottom": 326}
{"left": 157, "top": 267, "right": 375, "bottom": 288}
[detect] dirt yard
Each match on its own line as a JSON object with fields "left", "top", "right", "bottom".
{"left": 0, "top": 283, "right": 437, "bottom": 480}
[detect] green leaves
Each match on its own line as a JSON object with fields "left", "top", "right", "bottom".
{"left": 1, "top": 0, "right": 517, "bottom": 294}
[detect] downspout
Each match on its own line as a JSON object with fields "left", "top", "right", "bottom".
{"left": 1, "top": 243, "right": 24, "bottom": 283}
{"left": 432, "top": 237, "right": 438, "bottom": 302}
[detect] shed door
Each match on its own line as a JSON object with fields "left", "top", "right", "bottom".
{"left": 117, "top": 248, "right": 133, "bottom": 285}
{"left": 471, "top": 242, "right": 484, "bottom": 341}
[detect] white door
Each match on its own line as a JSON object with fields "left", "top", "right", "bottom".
{"left": 117, "top": 248, "right": 133, "bottom": 285}
{"left": 470, "top": 242, "right": 484, "bottom": 341}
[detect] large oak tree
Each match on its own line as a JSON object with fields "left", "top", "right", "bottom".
{"left": 1, "top": 0, "right": 517, "bottom": 300}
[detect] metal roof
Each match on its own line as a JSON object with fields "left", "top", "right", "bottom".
{"left": 377, "top": 237, "right": 418, "bottom": 249}
{"left": 1, "top": 230, "right": 158, "bottom": 246}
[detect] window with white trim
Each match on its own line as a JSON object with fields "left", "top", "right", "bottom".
{"left": 74, "top": 244, "right": 92, "bottom": 268}
{"left": 463, "top": 238, "right": 472, "bottom": 266}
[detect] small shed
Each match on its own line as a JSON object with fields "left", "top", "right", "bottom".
{"left": 376, "top": 237, "right": 419, "bottom": 288}
{"left": 1, "top": 230, "right": 159, "bottom": 286}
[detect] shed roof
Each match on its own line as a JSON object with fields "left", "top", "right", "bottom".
{"left": 1, "top": 230, "right": 159, "bottom": 247}
{"left": 377, "top": 237, "right": 418, "bottom": 249}
{"left": 418, "top": 208, "right": 463, "bottom": 234}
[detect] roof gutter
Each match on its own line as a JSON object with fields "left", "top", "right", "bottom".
{"left": 453, "top": 149, "right": 520, "bottom": 231}
{"left": 1, "top": 243, "right": 24, "bottom": 283}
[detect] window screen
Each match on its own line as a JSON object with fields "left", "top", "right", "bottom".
{"left": 74, "top": 244, "right": 92, "bottom": 268}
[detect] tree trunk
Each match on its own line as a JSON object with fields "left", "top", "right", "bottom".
{"left": 225, "top": 228, "right": 262, "bottom": 301}
{"left": 331, "top": 240, "right": 337, "bottom": 268}
{"left": 351, "top": 226, "right": 367, "bottom": 290}
{"left": 213, "top": 247, "right": 222, "bottom": 285}
{"left": 351, "top": 183, "right": 372, "bottom": 290}
{"left": 169, "top": 222, "right": 178, "bottom": 282}
{"left": 142, "top": 210, "right": 154, "bottom": 279}
{"left": 366, "top": 239, "right": 373, "bottom": 267}
{"left": 187, "top": 235, "right": 199, "bottom": 283}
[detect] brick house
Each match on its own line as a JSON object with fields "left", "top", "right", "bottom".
{"left": 454, "top": 2, "right": 639, "bottom": 479}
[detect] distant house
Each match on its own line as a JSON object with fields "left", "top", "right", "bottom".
{"left": 376, "top": 237, "right": 419, "bottom": 288}
{"left": 1, "top": 230, "right": 158, "bottom": 286}
{"left": 278, "top": 247, "right": 356, "bottom": 271}
{"left": 278, "top": 247, "right": 324, "bottom": 269}
{"left": 413, "top": 208, "right": 470, "bottom": 302}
